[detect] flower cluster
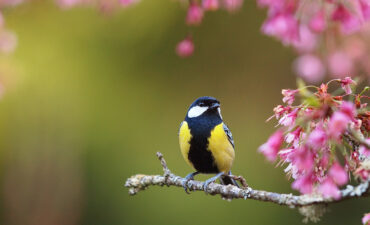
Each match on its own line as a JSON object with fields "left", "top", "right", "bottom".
{"left": 258, "top": 0, "right": 370, "bottom": 82}
{"left": 259, "top": 77, "right": 370, "bottom": 199}
{"left": 176, "top": 0, "right": 243, "bottom": 57}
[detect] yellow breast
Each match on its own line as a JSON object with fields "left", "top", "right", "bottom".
{"left": 179, "top": 121, "right": 193, "bottom": 168}
{"left": 207, "top": 123, "right": 235, "bottom": 173}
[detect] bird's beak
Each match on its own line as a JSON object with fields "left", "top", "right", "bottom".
{"left": 210, "top": 102, "right": 220, "bottom": 109}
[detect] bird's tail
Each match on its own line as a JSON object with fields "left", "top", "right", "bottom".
{"left": 220, "top": 171, "right": 239, "bottom": 187}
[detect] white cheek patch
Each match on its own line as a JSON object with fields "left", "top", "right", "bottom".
{"left": 217, "top": 107, "right": 223, "bottom": 119}
{"left": 188, "top": 106, "right": 208, "bottom": 118}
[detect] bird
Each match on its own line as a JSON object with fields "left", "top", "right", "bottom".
{"left": 178, "top": 96, "right": 238, "bottom": 192}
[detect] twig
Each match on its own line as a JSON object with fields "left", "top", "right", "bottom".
{"left": 125, "top": 152, "right": 370, "bottom": 207}
{"left": 227, "top": 174, "right": 249, "bottom": 188}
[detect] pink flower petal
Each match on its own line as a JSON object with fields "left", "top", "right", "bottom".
{"left": 309, "top": 10, "right": 327, "bottom": 33}
{"left": 292, "top": 173, "right": 314, "bottom": 194}
{"left": 293, "top": 54, "right": 325, "bottom": 83}
{"left": 328, "top": 112, "right": 350, "bottom": 140}
{"left": 176, "top": 38, "right": 194, "bottom": 58}
{"left": 259, "top": 130, "right": 284, "bottom": 162}
{"left": 319, "top": 178, "right": 341, "bottom": 199}
{"left": 362, "top": 213, "right": 370, "bottom": 225}
{"left": 186, "top": 3, "right": 204, "bottom": 26}
{"left": 329, "top": 162, "right": 348, "bottom": 186}
{"left": 202, "top": 0, "right": 219, "bottom": 11}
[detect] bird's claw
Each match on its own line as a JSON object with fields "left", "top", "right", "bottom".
{"left": 203, "top": 172, "right": 224, "bottom": 192}
{"left": 181, "top": 178, "right": 191, "bottom": 194}
{"left": 202, "top": 180, "right": 214, "bottom": 192}
{"left": 182, "top": 172, "right": 199, "bottom": 194}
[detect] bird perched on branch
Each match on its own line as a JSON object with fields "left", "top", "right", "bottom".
{"left": 179, "top": 96, "right": 238, "bottom": 192}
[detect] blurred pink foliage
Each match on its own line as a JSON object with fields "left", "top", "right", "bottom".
{"left": 0, "top": 4, "right": 17, "bottom": 54}
{"left": 1, "top": 0, "right": 370, "bottom": 83}
{"left": 176, "top": 37, "right": 194, "bottom": 58}
{"left": 186, "top": 2, "right": 204, "bottom": 25}
{"left": 259, "top": 77, "right": 370, "bottom": 199}
{"left": 176, "top": 0, "right": 244, "bottom": 57}
{"left": 363, "top": 213, "right": 370, "bottom": 225}
{"left": 258, "top": 0, "right": 370, "bottom": 82}
{"left": 0, "top": 0, "right": 142, "bottom": 55}
{"left": 55, "top": 0, "right": 140, "bottom": 9}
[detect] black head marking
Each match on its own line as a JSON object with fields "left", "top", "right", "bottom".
{"left": 190, "top": 96, "right": 220, "bottom": 109}
{"left": 185, "top": 96, "right": 222, "bottom": 121}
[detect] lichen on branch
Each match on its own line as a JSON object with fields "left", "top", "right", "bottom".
{"left": 125, "top": 152, "right": 370, "bottom": 208}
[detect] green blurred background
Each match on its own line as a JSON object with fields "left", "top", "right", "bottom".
{"left": 0, "top": 1, "right": 367, "bottom": 225}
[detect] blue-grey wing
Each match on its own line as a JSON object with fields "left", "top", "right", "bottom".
{"left": 178, "top": 121, "right": 184, "bottom": 135}
{"left": 223, "top": 123, "right": 234, "bottom": 148}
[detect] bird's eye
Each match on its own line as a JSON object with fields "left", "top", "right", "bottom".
{"left": 199, "top": 102, "right": 206, "bottom": 107}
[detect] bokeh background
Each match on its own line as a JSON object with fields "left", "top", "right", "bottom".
{"left": 0, "top": 1, "right": 368, "bottom": 225}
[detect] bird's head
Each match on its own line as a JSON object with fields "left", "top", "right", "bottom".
{"left": 186, "top": 96, "right": 222, "bottom": 119}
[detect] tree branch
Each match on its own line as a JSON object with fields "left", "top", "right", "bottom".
{"left": 124, "top": 152, "right": 370, "bottom": 207}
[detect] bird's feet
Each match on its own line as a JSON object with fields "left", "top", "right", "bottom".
{"left": 181, "top": 172, "right": 199, "bottom": 194}
{"left": 203, "top": 172, "right": 225, "bottom": 192}
{"left": 221, "top": 171, "right": 240, "bottom": 188}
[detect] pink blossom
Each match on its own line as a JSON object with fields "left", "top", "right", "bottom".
{"left": 328, "top": 51, "right": 354, "bottom": 78}
{"left": 292, "top": 26, "right": 318, "bottom": 53}
{"left": 293, "top": 54, "right": 325, "bottom": 83}
{"left": 282, "top": 89, "right": 298, "bottom": 105}
{"left": 260, "top": 79, "right": 368, "bottom": 204}
{"left": 278, "top": 148, "right": 295, "bottom": 161}
{"left": 307, "top": 126, "right": 327, "bottom": 150}
{"left": 291, "top": 146, "right": 315, "bottom": 172}
{"left": 222, "top": 0, "right": 243, "bottom": 12}
{"left": 292, "top": 173, "right": 314, "bottom": 194}
{"left": 256, "top": 0, "right": 370, "bottom": 82}
{"left": 340, "top": 101, "right": 357, "bottom": 119}
{"left": 273, "top": 105, "right": 289, "bottom": 119}
{"left": 261, "top": 11, "right": 299, "bottom": 45}
{"left": 202, "top": 0, "right": 219, "bottom": 11}
{"left": 176, "top": 38, "right": 194, "bottom": 58}
{"left": 360, "top": 0, "right": 370, "bottom": 20}
{"left": 363, "top": 213, "right": 370, "bottom": 225}
{"left": 285, "top": 127, "right": 301, "bottom": 144}
{"left": 286, "top": 162, "right": 301, "bottom": 179}
{"left": 332, "top": 4, "right": 362, "bottom": 34}
{"left": 309, "top": 10, "right": 326, "bottom": 33}
{"left": 356, "top": 167, "right": 370, "bottom": 181}
{"left": 359, "top": 139, "right": 370, "bottom": 157}
{"left": 186, "top": 3, "right": 204, "bottom": 26}
{"left": 279, "top": 108, "right": 298, "bottom": 127}
{"left": 317, "top": 153, "right": 330, "bottom": 174}
{"left": 339, "top": 77, "right": 356, "bottom": 95}
{"left": 359, "top": 145, "right": 370, "bottom": 157}
{"left": 328, "top": 162, "right": 348, "bottom": 186}
{"left": 318, "top": 177, "right": 341, "bottom": 199}
{"left": 328, "top": 111, "right": 350, "bottom": 140}
{"left": 259, "top": 130, "right": 284, "bottom": 161}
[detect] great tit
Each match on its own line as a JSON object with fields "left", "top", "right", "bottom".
{"left": 179, "top": 96, "right": 238, "bottom": 192}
